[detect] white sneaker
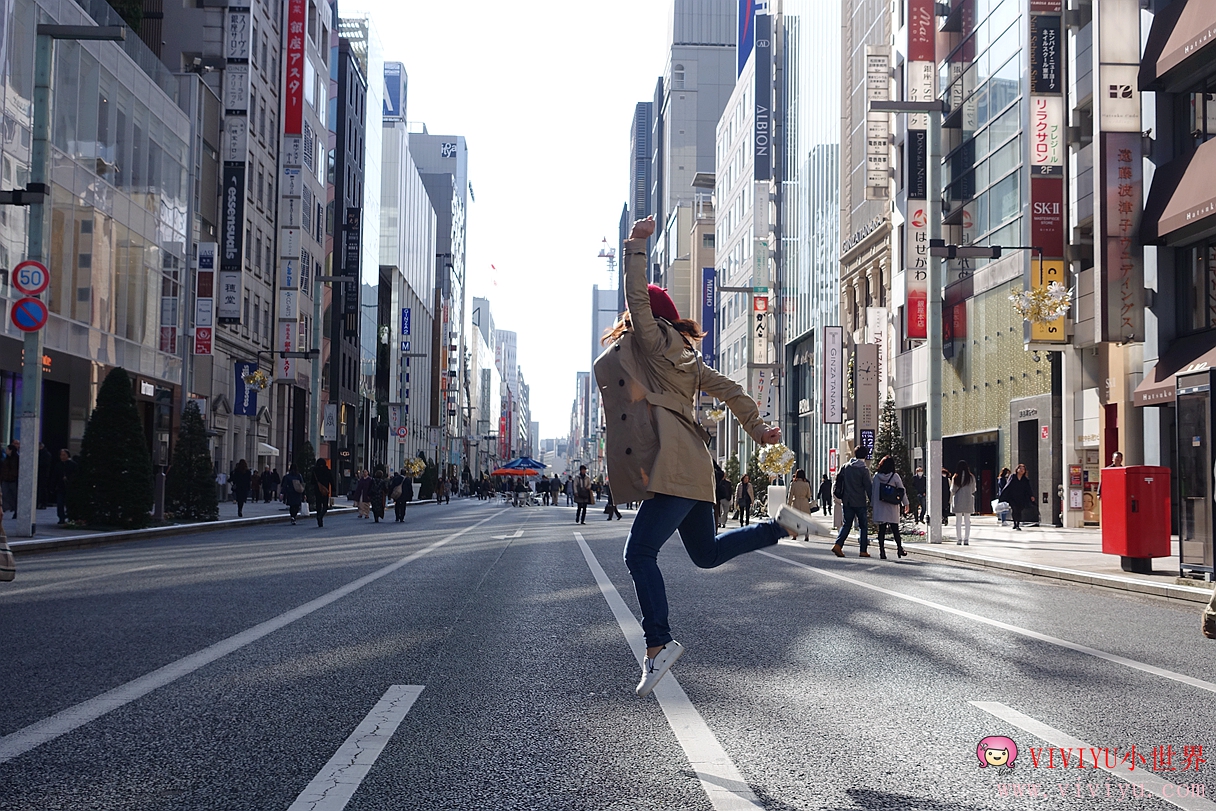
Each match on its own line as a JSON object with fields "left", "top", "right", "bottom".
{"left": 774, "top": 504, "right": 823, "bottom": 537}
{"left": 636, "top": 640, "right": 684, "bottom": 697}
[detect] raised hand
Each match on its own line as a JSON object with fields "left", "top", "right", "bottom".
{"left": 630, "top": 216, "right": 656, "bottom": 241}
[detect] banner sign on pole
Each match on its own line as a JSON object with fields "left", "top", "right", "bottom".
{"left": 823, "top": 325, "right": 843, "bottom": 424}
{"left": 701, "top": 268, "right": 716, "bottom": 367}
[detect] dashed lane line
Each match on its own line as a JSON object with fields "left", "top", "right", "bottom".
{"left": 971, "top": 702, "right": 1216, "bottom": 811}
{"left": 286, "top": 685, "right": 423, "bottom": 811}
{"left": 758, "top": 549, "right": 1216, "bottom": 695}
{"left": 0, "top": 513, "right": 500, "bottom": 764}
{"left": 575, "top": 532, "right": 763, "bottom": 811}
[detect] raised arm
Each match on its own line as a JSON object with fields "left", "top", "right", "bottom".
{"left": 623, "top": 217, "right": 662, "bottom": 352}
{"left": 700, "top": 363, "right": 780, "bottom": 445}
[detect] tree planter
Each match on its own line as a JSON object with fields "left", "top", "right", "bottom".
{"left": 413, "top": 482, "right": 422, "bottom": 501}
{"left": 766, "top": 485, "right": 786, "bottom": 518}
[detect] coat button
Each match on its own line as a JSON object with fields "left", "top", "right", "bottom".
{"left": 621, "top": 414, "right": 626, "bottom": 420}
{"left": 625, "top": 448, "right": 632, "bottom": 455}
{"left": 615, "top": 345, "right": 621, "bottom": 351}
{"left": 618, "top": 379, "right": 625, "bottom": 386}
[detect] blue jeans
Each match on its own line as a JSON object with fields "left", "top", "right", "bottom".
{"left": 623, "top": 494, "right": 786, "bottom": 648}
{"left": 835, "top": 504, "right": 870, "bottom": 552}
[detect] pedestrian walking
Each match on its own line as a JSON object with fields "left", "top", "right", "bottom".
{"left": 551, "top": 475, "right": 562, "bottom": 506}
{"left": 941, "top": 468, "right": 952, "bottom": 526}
{"left": 832, "top": 446, "right": 873, "bottom": 557}
{"left": 565, "top": 476, "right": 574, "bottom": 506}
{"left": 951, "top": 460, "right": 976, "bottom": 545}
{"left": 54, "top": 449, "right": 76, "bottom": 525}
{"left": 713, "top": 464, "right": 730, "bottom": 528}
{"left": 389, "top": 470, "right": 411, "bottom": 522}
{"left": 369, "top": 468, "right": 388, "bottom": 523}
{"left": 230, "top": 460, "right": 252, "bottom": 518}
{"left": 786, "top": 469, "right": 815, "bottom": 541}
{"left": 594, "top": 215, "right": 814, "bottom": 697}
{"left": 872, "top": 456, "right": 908, "bottom": 559}
{"left": 603, "top": 477, "right": 622, "bottom": 520}
{"left": 313, "top": 458, "right": 333, "bottom": 527}
{"left": 540, "top": 475, "right": 550, "bottom": 506}
{"left": 352, "top": 470, "right": 372, "bottom": 519}
{"left": 817, "top": 474, "right": 833, "bottom": 519}
{"left": 1204, "top": 587, "right": 1216, "bottom": 639}
{"left": 573, "top": 466, "right": 593, "bottom": 523}
{"left": 911, "top": 467, "right": 927, "bottom": 523}
{"left": 734, "top": 474, "right": 755, "bottom": 526}
{"left": 995, "top": 467, "right": 1012, "bottom": 525}
{"left": 264, "top": 467, "right": 279, "bottom": 503}
{"left": 1, "top": 443, "right": 19, "bottom": 519}
{"left": 1000, "top": 463, "right": 1033, "bottom": 531}
{"left": 281, "top": 464, "right": 305, "bottom": 524}
{"left": 250, "top": 468, "right": 261, "bottom": 503}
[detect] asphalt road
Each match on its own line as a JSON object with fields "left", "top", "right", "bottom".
{"left": 1, "top": 499, "right": 1214, "bottom": 811}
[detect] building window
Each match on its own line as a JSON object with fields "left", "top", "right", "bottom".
{"left": 1180, "top": 241, "right": 1216, "bottom": 334}
{"left": 702, "top": 233, "right": 715, "bottom": 249}
{"left": 673, "top": 64, "right": 685, "bottom": 90}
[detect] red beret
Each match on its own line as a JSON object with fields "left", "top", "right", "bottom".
{"left": 647, "top": 284, "right": 680, "bottom": 321}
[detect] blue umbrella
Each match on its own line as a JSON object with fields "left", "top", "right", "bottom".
{"left": 502, "top": 456, "right": 547, "bottom": 470}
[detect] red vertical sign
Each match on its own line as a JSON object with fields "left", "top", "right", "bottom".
{"left": 907, "top": 0, "right": 936, "bottom": 62}
{"left": 284, "top": 0, "right": 306, "bottom": 135}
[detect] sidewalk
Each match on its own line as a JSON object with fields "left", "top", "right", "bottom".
{"left": 4, "top": 497, "right": 437, "bottom": 554}
{"left": 801, "top": 511, "right": 1214, "bottom": 605}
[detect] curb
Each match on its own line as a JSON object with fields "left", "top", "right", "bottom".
{"left": 8, "top": 499, "right": 442, "bottom": 555}
{"left": 906, "top": 542, "right": 1215, "bottom": 604}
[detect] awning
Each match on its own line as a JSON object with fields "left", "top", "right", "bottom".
{"left": 1139, "top": 0, "right": 1216, "bottom": 92}
{"left": 1142, "top": 138, "right": 1216, "bottom": 243}
{"left": 257, "top": 442, "right": 280, "bottom": 457}
{"left": 1133, "top": 330, "right": 1216, "bottom": 406}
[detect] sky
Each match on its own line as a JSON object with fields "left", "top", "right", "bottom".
{"left": 357, "top": 0, "right": 673, "bottom": 441}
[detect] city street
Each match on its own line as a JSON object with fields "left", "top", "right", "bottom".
{"left": 1, "top": 500, "right": 1214, "bottom": 811}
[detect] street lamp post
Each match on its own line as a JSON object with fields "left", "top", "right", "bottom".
{"left": 11, "top": 25, "right": 124, "bottom": 538}
{"left": 870, "top": 99, "right": 947, "bottom": 544}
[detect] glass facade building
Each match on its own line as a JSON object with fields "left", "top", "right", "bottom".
{"left": 0, "top": 0, "right": 188, "bottom": 457}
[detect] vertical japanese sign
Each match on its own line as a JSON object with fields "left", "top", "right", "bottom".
{"left": 751, "top": 293, "right": 771, "bottom": 365}
{"left": 905, "top": 0, "right": 934, "bottom": 342}
{"left": 867, "top": 307, "right": 888, "bottom": 395}
{"left": 753, "top": 12, "right": 772, "bottom": 181}
{"left": 865, "top": 48, "right": 890, "bottom": 201}
{"left": 1096, "top": 0, "right": 1143, "bottom": 343}
{"left": 701, "top": 268, "right": 716, "bottom": 367}
{"left": 823, "top": 325, "right": 843, "bottom": 424}
{"left": 217, "top": 167, "right": 244, "bottom": 324}
{"left": 284, "top": 0, "right": 306, "bottom": 136}
{"left": 1029, "top": 96, "right": 1064, "bottom": 174}
{"left": 1029, "top": 15, "right": 1062, "bottom": 94}
{"left": 1101, "top": 133, "right": 1144, "bottom": 342}
{"left": 194, "top": 242, "right": 216, "bottom": 355}
{"left": 343, "top": 208, "right": 361, "bottom": 337}
{"left": 1030, "top": 259, "right": 1067, "bottom": 342}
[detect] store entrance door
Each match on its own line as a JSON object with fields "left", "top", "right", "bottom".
{"left": 1176, "top": 371, "right": 1214, "bottom": 578}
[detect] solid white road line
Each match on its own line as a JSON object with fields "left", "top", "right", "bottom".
{"left": 574, "top": 532, "right": 763, "bottom": 811}
{"left": 971, "top": 702, "right": 1216, "bottom": 811}
{"left": 286, "top": 685, "right": 423, "bottom": 811}
{"left": 0, "top": 564, "right": 165, "bottom": 597}
{"left": 0, "top": 513, "right": 500, "bottom": 765}
{"left": 759, "top": 550, "right": 1216, "bottom": 695}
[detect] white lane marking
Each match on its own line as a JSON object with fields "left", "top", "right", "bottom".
{"left": 575, "top": 532, "right": 762, "bottom": 811}
{"left": 971, "top": 702, "right": 1216, "bottom": 811}
{"left": 287, "top": 685, "right": 423, "bottom": 811}
{"left": 491, "top": 528, "right": 524, "bottom": 540}
{"left": 0, "top": 513, "right": 499, "bottom": 764}
{"left": 0, "top": 564, "right": 165, "bottom": 597}
{"left": 758, "top": 550, "right": 1216, "bottom": 695}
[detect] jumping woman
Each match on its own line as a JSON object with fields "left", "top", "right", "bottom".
{"left": 594, "top": 216, "right": 818, "bottom": 697}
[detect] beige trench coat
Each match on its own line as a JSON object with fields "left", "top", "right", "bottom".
{"left": 593, "top": 238, "right": 771, "bottom": 505}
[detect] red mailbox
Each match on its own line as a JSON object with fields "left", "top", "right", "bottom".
{"left": 1100, "top": 465, "right": 1171, "bottom": 573}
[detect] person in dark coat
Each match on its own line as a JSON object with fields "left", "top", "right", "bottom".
{"left": 264, "top": 467, "right": 279, "bottom": 502}
{"left": 941, "top": 468, "right": 952, "bottom": 525}
{"left": 369, "top": 468, "right": 388, "bottom": 523}
{"left": 832, "top": 446, "right": 873, "bottom": 557}
{"left": 1000, "top": 463, "right": 1034, "bottom": 531}
{"left": 817, "top": 474, "right": 833, "bottom": 516}
{"left": 313, "top": 458, "right": 333, "bottom": 527}
{"left": 603, "top": 477, "right": 622, "bottom": 520}
{"left": 910, "top": 467, "right": 927, "bottom": 523}
{"left": 388, "top": 470, "right": 411, "bottom": 522}
{"left": 280, "top": 464, "right": 304, "bottom": 524}
{"left": 1, "top": 443, "right": 19, "bottom": 519}
{"left": 230, "top": 460, "right": 252, "bottom": 517}
{"left": 54, "top": 449, "right": 77, "bottom": 525}
{"left": 250, "top": 468, "right": 261, "bottom": 503}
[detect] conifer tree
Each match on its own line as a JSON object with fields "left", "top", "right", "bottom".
{"left": 68, "top": 367, "right": 154, "bottom": 528}
{"left": 165, "top": 401, "right": 218, "bottom": 521}
{"left": 724, "top": 453, "right": 740, "bottom": 487}
{"left": 872, "top": 396, "right": 912, "bottom": 479}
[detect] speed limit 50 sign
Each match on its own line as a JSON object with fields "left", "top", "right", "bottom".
{"left": 12, "top": 260, "right": 49, "bottom": 296}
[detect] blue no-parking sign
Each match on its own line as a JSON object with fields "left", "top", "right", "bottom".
{"left": 10, "top": 297, "right": 48, "bottom": 332}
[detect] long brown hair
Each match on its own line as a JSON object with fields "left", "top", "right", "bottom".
{"left": 601, "top": 312, "right": 706, "bottom": 345}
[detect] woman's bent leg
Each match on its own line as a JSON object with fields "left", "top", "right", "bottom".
{"left": 679, "top": 502, "right": 784, "bottom": 569}
{"left": 623, "top": 495, "right": 697, "bottom": 649}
